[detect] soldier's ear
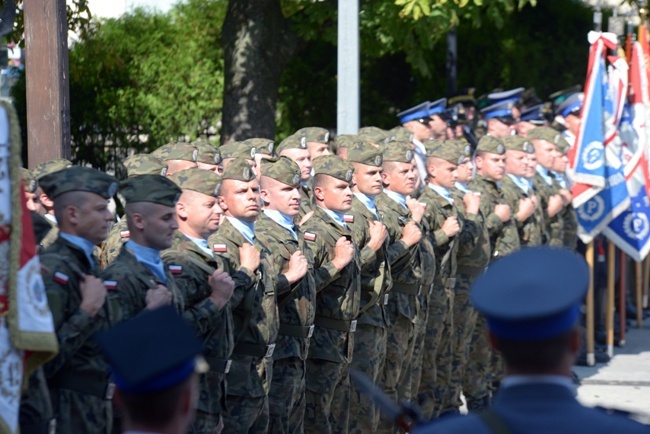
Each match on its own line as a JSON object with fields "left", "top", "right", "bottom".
{"left": 131, "top": 212, "right": 146, "bottom": 231}
{"left": 381, "top": 171, "right": 390, "bottom": 187}
{"left": 176, "top": 201, "right": 188, "bottom": 219}
{"left": 217, "top": 195, "right": 228, "bottom": 212}
{"left": 313, "top": 185, "right": 325, "bottom": 202}
{"left": 39, "top": 193, "right": 54, "bottom": 208}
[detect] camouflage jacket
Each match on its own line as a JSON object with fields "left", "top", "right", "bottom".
{"left": 450, "top": 188, "right": 491, "bottom": 273}
{"left": 500, "top": 176, "right": 544, "bottom": 247}
{"left": 532, "top": 171, "right": 564, "bottom": 246}
{"left": 347, "top": 196, "right": 392, "bottom": 328}
{"left": 209, "top": 218, "right": 279, "bottom": 397}
{"left": 553, "top": 177, "right": 578, "bottom": 249}
{"left": 161, "top": 230, "right": 234, "bottom": 414}
{"left": 255, "top": 212, "right": 316, "bottom": 361}
{"left": 299, "top": 183, "right": 314, "bottom": 220}
{"left": 301, "top": 206, "right": 361, "bottom": 363}
{"left": 99, "top": 218, "right": 129, "bottom": 267}
{"left": 40, "top": 236, "right": 111, "bottom": 395}
{"left": 101, "top": 244, "right": 184, "bottom": 324}
{"left": 468, "top": 174, "right": 521, "bottom": 260}
{"left": 375, "top": 192, "right": 422, "bottom": 323}
{"left": 39, "top": 215, "right": 58, "bottom": 251}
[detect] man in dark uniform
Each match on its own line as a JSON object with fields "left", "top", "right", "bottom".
{"left": 300, "top": 155, "right": 360, "bottom": 434}
{"left": 255, "top": 157, "right": 314, "bottom": 434}
{"left": 38, "top": 166, "right": 117, "bottom": 433}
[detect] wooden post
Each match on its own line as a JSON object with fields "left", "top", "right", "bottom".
{"left": 618, "top": 252, "right": 626, "bottom": 346}
{"left": 586, "top": 242, "right": 596, "bottom": 366}
{"left": 636, "top": 261, "right": 644, "bottom": 328}
{"left": 23, "top": 0, "right": 71, "bottom": 168}
{"left": 606, "top": 241, "right": 615, "bottom": 357}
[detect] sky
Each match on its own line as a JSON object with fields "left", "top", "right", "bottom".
{"left": 87, "top": 0, "right": 178, "bottom": 19}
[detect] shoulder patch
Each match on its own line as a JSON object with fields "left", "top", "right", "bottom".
{"left": 213, "top": 243, "right": 227, "bottom": 253}
{"left": 53, "top": 272, "right": 69, "bottom": 285}
{"left": 168, "top": 265, "right": 182, "bottom": 275}
{"left": 304, "top": 232, "right": 317, "bottom": 241}
{"left": 120, "top": 230, "right": 130, "bottom": 238}
{"left": 103, "top": 280, "right": 117, "bottom": 291}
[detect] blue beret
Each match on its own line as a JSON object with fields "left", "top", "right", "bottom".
{"left": 480, "top": 100, "right": 516, "bottom": 121}
{"left": 519, "top": 104, "right": 548, "bottom": 125}
{"left": 95, "top": 306, "right": 204, "bottom": 394}
{"left": 557, "top": 92, "right": 584, "bottom": 118}
{"left": 397, "top": 101, "right": 431, "bottom": 124}
{"left": 470, "top": 247, "right": 589, "bottom": 341}
{"left": 427, "top": 98, "right": 447, "bottom": 117}
{"left": 487, "top": 87, "right": 525, "bottom": 104}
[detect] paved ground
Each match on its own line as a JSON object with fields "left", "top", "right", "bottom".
{"left": 575, "top": 321, "right": 650, "bottom": 417}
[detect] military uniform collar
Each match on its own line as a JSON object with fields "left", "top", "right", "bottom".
{"left": 427, "top": 183, "right": 454, "bottom": 205}
{"left": 172, "top": 230, "right": 214, "bottom": 262}
{"left": 506, "top": 173, "right": 531, "bottom": 194}
{"left": 383, "top": 188, "right": 408, "bottom": 209}
{"left": 313, "top": 206, "right": 351, "bottom": 234}
{"left": 263, "top": 209, "right": 298, "bottom": 240}
{"left": 225, "top": 216, "right": 255, "bottom": 244}
{"left": 59, "top": 232, "right": 97, "bottom": 270}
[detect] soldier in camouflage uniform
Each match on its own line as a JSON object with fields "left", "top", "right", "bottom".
{"left": 209, "top": 158, "right": 279, "bottom": 433}
{"left": 219, "top": 141, "right": 258, "bottom": 169}
{"left": 551, "top": 136, "right": 578, "bottom": 250}
{"left": 528, "top": 127, "right": 566, "bottom": 246}
{"left": 276, "top": 134, "right": 314, "bottom": 220}
{"left": 100, "top": 154, "right": 168, "bottom": 266}
{"left": 255, "top": 157, "right": 315, "bottom": 434}
{"left": 500, "top": 135, "right": 543, "bottom": 246}
{"left": 416, "top": 140, "right": 481, "bottom": 418}
{"left": 469, "top": 135, "right": 521, "bottom": 390}
{"left": 192, "top": 139, "right": 224, "bottom": 174}
{"left": 345, "top": 141, "right": 392, "bottom": 433}
{"left": 161, "top": 168, "right": 236, "bottom": 434}
{"left": 374, "top": 143, "right": 425, "bottom": 434}
{"left": 450, "top": 143, "right": 492, "bottom": 412}
{"left": 358, "top": 126, "right": 394, "bottom": 147}
{"left": 300, "top": 155, "right": 360, "bottom": 434}
{"left": 236, "top": 138, "right": 275, "bottom": 173}
{"left": 295, "top": 126, "right": 332, "bottom": 159}
{"left": 29, "top": 159, "right": 73, "bottom": 250}
{"left": 37, "top": 167, "right": 117, "bottom": 433}
{"left": 150, "top": 141, "right": 199, "bottom": 175}
{"left": 101, "top": 175, "right": 183, "bottom": 322}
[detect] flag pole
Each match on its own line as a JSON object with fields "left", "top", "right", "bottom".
{"left": 586, "top": 241, "right": 596, "bottom": 366}
{"left": 636, "top": 260, "right": 644, "bottom": 327}
{"left": 618, "top": 251, "right": 626, "bottom": 346}
{"left": 644, "top": 255, "right": 650, "bottom": 308}
{"left": 606, "top": 241, "right": 616, "bottom": 357}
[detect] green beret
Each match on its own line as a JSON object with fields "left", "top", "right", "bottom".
{"left": 382, "top": 141, "right": 414, "bottom": 163}
{"left": 21, "top": 168, "right": 37, "bottom": 193}
{"left": 219, "top": 142, "right": 256, "bottom": 160}
{"left": 123, "top": 154, "right": 167, "bottom": 177}
{"left": 526, "top": 126, "right": 563, "bottom": 146}
{"left": 191, "top": 140, "right": 222, "bottom": 165}
{"left": 261, "top": 157, "right": 301, "bottom": 187}
{"left": 221, "top": 158, "right": 256, "bottom": 182}
{"left": 239, "top": 138, "right": 274, "bottom": 156}
{"left": 476, "top": 136, "right": 505, "bottom": 155}
{"left": 358, "top": 126, "right": 393, "bottom": 145}
{"left": 335, "top": 134, "right": 359, "bottom": 149}
{"left": 295, "top": 127, "right": 330, "bottom": 144}
{"left": 388, "top": 126, "right": 414, "bottom": 143}
{"left": 39, "top": 166, "right": 118, "bottom": 200}
{"left": 119, "top": 174, "right": 181, "bottom": 207}
{"left": 30, "top": 158, "right": 73, "bottom": 181}
{"left": 276, "top": 134, "right": 308, "bottom": 154}
{"left": 502, "top": 135, "right": 534, "bottom": 153}
{"left": 152, "top": 142, "right": 198, "bottom": 162}
{"left": 313, "top": 155, "right": 354, "bottom": 182}
{"left": 347, "top": 140, "right": 383, "bottom": 167}
{"left": 169, "top": 167, "right": 222, "bottom": 197}
{"left": 424, "top": 140, "right": 464, "bottom": 165}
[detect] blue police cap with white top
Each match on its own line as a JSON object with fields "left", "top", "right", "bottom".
{"left": 487, "top": 87, "right": 525, "bottom": 104}
{"left": 480, "top": 100, "right": 516, "bottom": 122}
{"left": 426, "top": 98, "right": 447, "bottom": 117}
{"left": 397, "top": 101, "right": 431, "bottom": 124}
{"left": 470, "top": 246, "right": 589, "bottom": 341}
{"left": 556, "top": 92, "right": 584, "bottom": 118}
{"left": 519, "top": 104, "right": 548, "bottom": 125}
{"left": 95, "top": 306, "right": 206, "bottom": 394}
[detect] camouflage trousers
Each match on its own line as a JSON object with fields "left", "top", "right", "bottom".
{"left": 462, "top": 312, "right": 492, "bottom": 406}
{"left": 408, "top": 287, "right": 431, "bottom": 404}
{"left": 377, "top": 315, "right": 415, "bottom": 434}
{"left": 304, "top": 358, "right": 350, "bottom": 434}
{"left": 349, "top": 324, "right": 387, "bottom": 434}
{"left": 191, "top": 410, "right": 223, "bottom": 434}
{"left": 416, "top": 286, "right": 453, "bottom": 419}
{"left": 268, "top": 357, "right": 307, "bottom": 434}
{"left": 50, "top": 388, "right": 112, "bottom": 434}
{"left": 222, "top": 394, "right": 269, "bottom": 433}
{"left": 443, "top": 275, "right": 478, "bottom": 412}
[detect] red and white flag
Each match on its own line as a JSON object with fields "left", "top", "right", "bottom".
{"left": 0, "top": 101, "right": 58, "bottom": 433}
